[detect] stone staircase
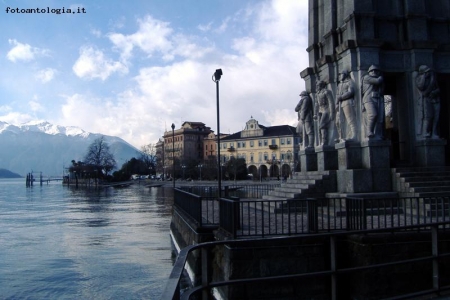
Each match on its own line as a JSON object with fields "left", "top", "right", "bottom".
{"left": 392, "top": 167, "right": 450, "bottom": 198}
{"left": 262, "top": 170, "right": 337, "bottom": 200}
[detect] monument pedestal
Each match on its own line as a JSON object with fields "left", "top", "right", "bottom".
{"left": 315, "top": 145, "right": 338, "bottom": 171}
{"left": 361, "top": 140, "right": 391, "bottom": 169}
{"left": 336, "top": 140, "right": 392, "bottom": 193}
{"left": 300, "top": 147, "right": 317, "bottom": 172}
{"left": 335, "top": 141, "right": 362, "bottom": 170}
{"left": 415, "top": 139, "right": 447, "bottom": 167}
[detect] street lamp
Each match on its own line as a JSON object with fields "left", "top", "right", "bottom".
{"left": 181, "top": 164, "right": 186, "bottom": 180}
{"left": 171, "top": 123, "right": 175, "bottom": 189}
{"left": 197, "top": 164, "right": 203, "bottom": 181}
{"left": 212, "top": 69, "right": 223, "bottom": 198}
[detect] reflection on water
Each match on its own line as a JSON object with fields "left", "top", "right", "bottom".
{"left": 0, "top": 179, "right": 174, "bottom": 299}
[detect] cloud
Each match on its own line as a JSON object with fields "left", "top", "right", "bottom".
{"left": 6, "top": 39, "right": 49, "bottom": 62}
{"left": 109, "top": 15, "right": 173, "bottom": 61}
{"left": 59, "top": 0, "right": 309, "bottom": 148}
{"left": 108, "top": 15, "right": 213, "bottom": 63}
{"left": 29, "top": 96, "right": 44, "bottom": 112}
{"left": 72, "top": 46, "right": 127, "bottom": 80}
{"left": 35, "top": 68, "right": 57, "bottom": 83}
{"left": 0, "top": 111, "right": 34, "bottom": 124}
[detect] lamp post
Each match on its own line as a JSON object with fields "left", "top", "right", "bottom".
{"left": 181, "top": 164, "right": 186, "bottom": 180}
{"left": 197, "top": 164, "right": 203, "bottom": 181}
{"left": 212, "top": 69, "right": 223, "bottom": 198}
{"left": 171, "top": 123, "right": 175, "bottom": 189}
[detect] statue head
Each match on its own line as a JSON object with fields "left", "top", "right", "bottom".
{"left": 300, "top": 91, "right": 309, "bottom": 98}
{"left": 339, "top": 70, "right": 349, "bottom": 81}
{"left": 368, "top": 65, "right": 381, "bottom": 76}
{"left": 316, "top": 80, "right": 326, "bottom": 91}
{"left": 418, "top": 65, "right": 431, "bottom": 74}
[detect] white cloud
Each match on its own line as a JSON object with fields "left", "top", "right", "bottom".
{"left": 72, "top": 46, "right": 127, "bottom": 80}
{"left": 57, "top": 0, "right": 309, "bottom": 148}
{"left": 109, "top": 15, "right": 173, "bottom": 61}
{"left": 0, "top": 112, "right": 34, "bottom": 124}
{"left": 35, "top": 68, "right": 57, "bottom": 83}
{"left": 29, "top": 96, "right": 44, "bottom": 112}
{"left": 6, "top": 39, "right": 49, "bottom": 62}
{"left": 0, "top": 105, "right": 12, "bottom": 113}
{"left": 197, "top": 22, "right": 213, "bottom": 32}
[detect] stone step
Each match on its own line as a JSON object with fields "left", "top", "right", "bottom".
{"left": 395, "top": 171, "right": 450, "bottom": 178}
{"left": 279, "top": 181, "right": 316, "bottom": 189}
{"left": 402, "top": 176, "right": 450, "bottom": 183}
{"left": 406, "top": 181, "right": 450, "bottom": 188}
{"left": 409, "top": 186, "right": 450, "bottom": 193}
{"left": 393, "top": 166, "right": 450, "bottom": 173}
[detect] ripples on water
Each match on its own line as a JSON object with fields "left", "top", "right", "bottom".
{"left": 0, "top": 179, "right": 174, "bottom": 299}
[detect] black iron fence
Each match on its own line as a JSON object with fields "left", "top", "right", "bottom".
{"left": 174, "top": 188, "right": 450, "bottom": 237}
{"left": 178, "top": 184, "right": 280, "bottom": 199}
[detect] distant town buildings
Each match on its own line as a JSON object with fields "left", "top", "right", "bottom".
{"left": 157, "top": 117, "right": 300, "bottom": 179}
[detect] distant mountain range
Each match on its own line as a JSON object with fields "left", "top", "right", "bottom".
{"left": 0, "top": 168, "right": 22, "bottom": 178}
{"left": 0, "top": 121, "right": 142, "bottom": 176}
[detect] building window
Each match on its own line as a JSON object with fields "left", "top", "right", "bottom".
{"left": 223, "top": 143, "right": 227, "bottom": 149}
{"left": 250, "top": 153, "right": 254, "bottom": 162}
{"left": 287, "top": 138, "right": 291, "bottom": 145}
{"left": 271, "top": 139, "right": 276, "bottom": 145}
{"left": 250, "top": 140, "right": 254, "bottom": 147}
{"left": 259, "top": 152, "right": 262, "bottom": 162}
{"left": 264, "top": 140, "right": 268, "bottom": 146}
{"left": 281, "top": 153, "right": 285, "bottom": 160}
{"left": 281, "top": 138, "right": 285, "bottom": 145}
{"left": 264, "top": 152, "right": 268, "bottom": 160}
{"left": 242, "top": 142, "right": 246, "bottom": 148}
{"left": 205, "top": 145, "right": 208, "bottom": 150}
{"left": 259, "top": 140, "right": 262, "bottom": 147}
{"left": 237, "top": 142, "right": 241, "bottom": 148}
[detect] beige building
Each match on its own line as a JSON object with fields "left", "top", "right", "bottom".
{"left": 220, "top": 117, "right": 300, "bottom": 179}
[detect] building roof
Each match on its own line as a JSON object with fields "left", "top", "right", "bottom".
{"left": 221, "top": 124, "right": 297, "bottom": 141}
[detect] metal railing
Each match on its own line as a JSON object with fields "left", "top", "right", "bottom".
{"left": 178, "top": 184, "right": 280, "bottom": 199}
{"left": 174, "top": 188, "right": 450, "bottom": 238}
{"left": 161, "top": 222, "right": 450, "bottom": 300}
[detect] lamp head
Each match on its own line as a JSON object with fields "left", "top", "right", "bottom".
{"left": 214, "top": 69, "right": 223, "bottom": 81}
{"left": 171, "top": 123, "right": 175, "bottom": 130}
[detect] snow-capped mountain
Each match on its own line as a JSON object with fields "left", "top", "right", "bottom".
{"left": 0, "top": 121, "right": 142, "bottom": 176}
{"left": 0, "top": 120, "right": 90, "bottom": 137}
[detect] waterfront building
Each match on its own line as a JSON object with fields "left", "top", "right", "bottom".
{"left": 162, "top": 122, "right": 212, "bottom": 177}
{"left": 220, "top": 117, "right": 300, "bottom": 179}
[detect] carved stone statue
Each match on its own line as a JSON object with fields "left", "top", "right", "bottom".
{"left": 415, "top": 65, "right": 440, "bottom": 139}
{"left": 361, "top": 65, "right": 385, "bottom": 140}
{"left": 295, "top": 91, "right": 314, "bottom": 148}
{"left": 313, "top": 80, "right": 335, "bottom": 145}
{"left": 335, "top": 70, "right": 357, "bottom": 142}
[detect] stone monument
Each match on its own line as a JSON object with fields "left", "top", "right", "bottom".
{"left": 300, "top": 0, "right": 449, "bottom": 194}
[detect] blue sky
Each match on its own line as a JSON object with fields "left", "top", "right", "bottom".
{"left": 0, "top": 0, "right": 309, "bottom": 148}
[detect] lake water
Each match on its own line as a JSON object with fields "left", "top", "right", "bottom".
{"left": 0, "top": 178, "right": 174, "bottom": 299}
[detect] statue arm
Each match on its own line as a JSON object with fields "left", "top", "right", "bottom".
{"left": 341, "top": 81, "right": 355, "bottom": 100}
{"left": 366, "top": 75, "right": 383, "bottom": 86}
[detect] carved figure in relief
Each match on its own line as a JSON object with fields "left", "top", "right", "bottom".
{"left": 295, "top": 91, "right": 314, "bottom": 148}
{"left": 335, "top": 70, "right": 357, "bottom": 142}
{"left": 415, "top": 65, "right": 440, "bottom": 139}
{"left": 361, "top": 65, "right": 385, "bottom": 140}
{"left": 313, "top": 80, "right": 335, "bottom": 145}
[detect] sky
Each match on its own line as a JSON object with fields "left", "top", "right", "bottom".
{"left": 0, "top": 0, "right": 309, "bottom": 149}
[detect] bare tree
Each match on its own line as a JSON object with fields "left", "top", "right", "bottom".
{"left": 84, "top": 136, "right": 117, "bottom": 176}
{"left": 140, "top": 143, "right": 157, "bottom": 174}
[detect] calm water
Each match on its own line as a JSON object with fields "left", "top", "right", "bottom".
{"left": 0, "top": 179, "right": 174, "bottom": 299}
